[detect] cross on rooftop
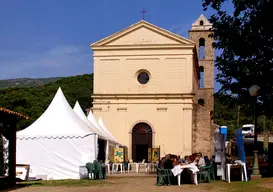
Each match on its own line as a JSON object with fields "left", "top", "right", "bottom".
{"left": 140, "top": 8, "right": 148, "bottom": 20}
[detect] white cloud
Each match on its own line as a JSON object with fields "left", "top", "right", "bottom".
{"left": 0, "top": 45, "right": 93, "bottom": 79}
{"left": 169, "top": 20, "right": 195, "bottom": 38}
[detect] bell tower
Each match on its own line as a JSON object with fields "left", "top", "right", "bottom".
{"left": 189, "top": 14, "right": 214, "bottom": 112}
{"left": 189, "top": 14, "right": 215, "bottom": 157}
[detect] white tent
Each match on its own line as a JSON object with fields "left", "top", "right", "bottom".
{"left": 73, "top": 101, "right": 107, "bottom": 140}
{"left": 87, "top": 111, "right": 118, "bottom": 160}
{"left": 87, "top": 111, "right": 115, "bottom": 143}
{"left": 98, "top": 117, "right": 121, "bottom": 145}
{"left": 16, "top": 87, "right": 97, "bottom": 180}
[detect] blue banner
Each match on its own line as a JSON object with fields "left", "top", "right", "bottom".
{"left": 220, "top": 126, "right": 228, "bottom": 140}
{"left": 236, "top": 129, "right": 246, "bottom": 163}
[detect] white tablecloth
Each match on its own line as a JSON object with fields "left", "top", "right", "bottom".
{"left": 171, "top": 163, "right": 199, "bottom": 186}
{"left": 171, "top": 163, "right": 199, "bottom": 176}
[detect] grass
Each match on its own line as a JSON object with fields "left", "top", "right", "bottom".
{"left": 5, "top": 177, "right": 273, "bottom": 192}
{"left": 19, "top": 178, "right": 115, "bottom": 187}
{"left": 204, "top": 178, "right": 273, "bottom": 192}
{"left": 0, "top": 179, "right": 113, "bottom": 192}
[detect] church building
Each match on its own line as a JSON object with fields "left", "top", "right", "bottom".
{"left": 90, "top": 14, "right": 215, "bottom": 161}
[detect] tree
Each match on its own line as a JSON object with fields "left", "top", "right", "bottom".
{"left": 0, "top": 74, "right": 93, "bottom": 130}
{"left": 202, "top": 0, "right": 273, "bottom": 115}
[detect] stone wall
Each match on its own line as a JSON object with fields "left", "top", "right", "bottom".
{"left": 188, "top": 30, "right": 214, "bottom": 61}
{"left": 196, "top": 88, "right": 214, "bottom": 110}
{"left": 193, "top": 103, "right": 213, "bottom": 157}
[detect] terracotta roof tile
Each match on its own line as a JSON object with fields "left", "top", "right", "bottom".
{"left": 0, "top": 107, "right": 30, "bottom": 120}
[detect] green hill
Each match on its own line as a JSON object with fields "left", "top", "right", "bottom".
{"left": 0, "top": 77, "right": 61, "bottom": 89}
{"left": 0, "top": 74, "right": 93, "bottom": 130}
{"left": 0, "top": 73, "right": 272, "bottom": 132}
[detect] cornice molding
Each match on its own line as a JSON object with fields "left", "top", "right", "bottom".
{"left": 93, "top": 53, "right": 193, "bottom": 57}
{"left": 92, "top": 107, "right": 102, "bottom": 111}
{"left": 92, "top": 44, "right": 195, "bottom": 51}
{"left": 92, "top": 93, "right": 195, "bottom": 100}
{"left": 93, "top": 101, "right": 193, "bottom": 105}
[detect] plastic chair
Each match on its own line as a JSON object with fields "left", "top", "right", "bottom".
{"left": 198, "top": 163, "right": 212, "bottom": 183}
{"left": 208, "top": 162, "right": 216, "bottom": 180}
{"left": 92, "top": 160, "right": 103, "bottom": 180}
{"left": 138, "top": 159, "right": 147, "bottom": 173}
{"left": 85, "top": 162, "right": 94, "bottom": 179}
{"left": 155, "top": 166, "right": 172, "bottom": 186}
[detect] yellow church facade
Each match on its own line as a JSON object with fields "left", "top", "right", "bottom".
{"left": 91, "top": 15, "right": 214, "bottom": 161}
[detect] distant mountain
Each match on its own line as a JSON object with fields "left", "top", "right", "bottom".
{"left": 0, "top": 77, "right": 61, "bottom": 89}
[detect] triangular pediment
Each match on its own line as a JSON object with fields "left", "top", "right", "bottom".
{"left": 91, "top": 20, "right": 195, "bottom": 47}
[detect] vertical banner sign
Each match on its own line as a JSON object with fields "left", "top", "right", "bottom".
{"left": 114, "top": 148, "right": 124, "bottom": 163}
{"left": 148, "top": 148, "right": 152, "bottom": 162}
{"left": 152, "top": 148, "right": 160, "bottom": 162}
{"left": 236, "top": 129, "right": 246, "bottom": 163}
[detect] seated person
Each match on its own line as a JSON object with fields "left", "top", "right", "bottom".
{"left": 159, "top": 157, "right": 165, "bottom": 168}
{"left": 172, "top": 155, "right": 179, "bottom": 166}
{"left": 183, "top": 156, "right": 189, "bottom": 164}
{"left": 211, "top": 155, "right": 215, "bottom": 162}
{"left": 177, "top": 156, "right": 181, "bottom": 163}
{"left": 192, "top": 153, "right": 198, "bottom": 162}
{"left": 164, "top": 155, "right": 175, "bottom": 169}
{"left": 190, "top": 153, "right": 198, "bottom": 164}
{"left": 195, "top": 152, "right": 206, "bottom": 167}
{"left": 204, "top": 156, "right": 209, "bottom": 164}
{"left": 189, "top": 155, "right": 195, "bottom": 163}
{"left": 164, "top": 155, "right": 177, "bottom": 185}
{"left": 160, "top": 154, "right": 170, "bottom": 168}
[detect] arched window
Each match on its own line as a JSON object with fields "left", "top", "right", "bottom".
{"left": 132, "top": 123, "right": 152, "bottom": 133}
{"left": 199, "top": 38, "right": 205, "bottom": 59}
{"left": 199, "top": 66, "right": 204, "bottom": 88}
{"left": 198, "top": 99, "right": 205, "bottom": 106}
{"left": 200, "top": 20, "right": 204, "bottom": 26}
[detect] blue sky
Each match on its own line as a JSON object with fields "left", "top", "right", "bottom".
{"left": 0, "top": 0, "right": 233, "bottom": 91}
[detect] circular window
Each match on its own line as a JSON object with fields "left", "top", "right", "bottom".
{"left": 137, "top": 71, "right": 150, "bottom": 84}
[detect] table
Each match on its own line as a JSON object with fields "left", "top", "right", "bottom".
{"left": 171, "top": 164, "right": 199, "bottom": 186}
{"left": 226, "top": 161, "right": 247, "bottom": 183}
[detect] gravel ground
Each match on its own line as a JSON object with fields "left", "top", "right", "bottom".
{"left": 6, "top": 176, "right": 273, "bottom": 192}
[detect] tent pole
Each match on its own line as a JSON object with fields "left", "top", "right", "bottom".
{"left": 8, "top": 122, "right": 16, "bottom": 186}
{"left": 95, "top": 135, "right": 98, "bottom": 161}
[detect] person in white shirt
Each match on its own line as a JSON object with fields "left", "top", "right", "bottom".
{"left": 196, "top": 152, "right": 206, "bottom": 167}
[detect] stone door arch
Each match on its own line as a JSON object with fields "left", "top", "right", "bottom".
{"left": 131, "top": 123, "right": 152, "bottom": 163}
